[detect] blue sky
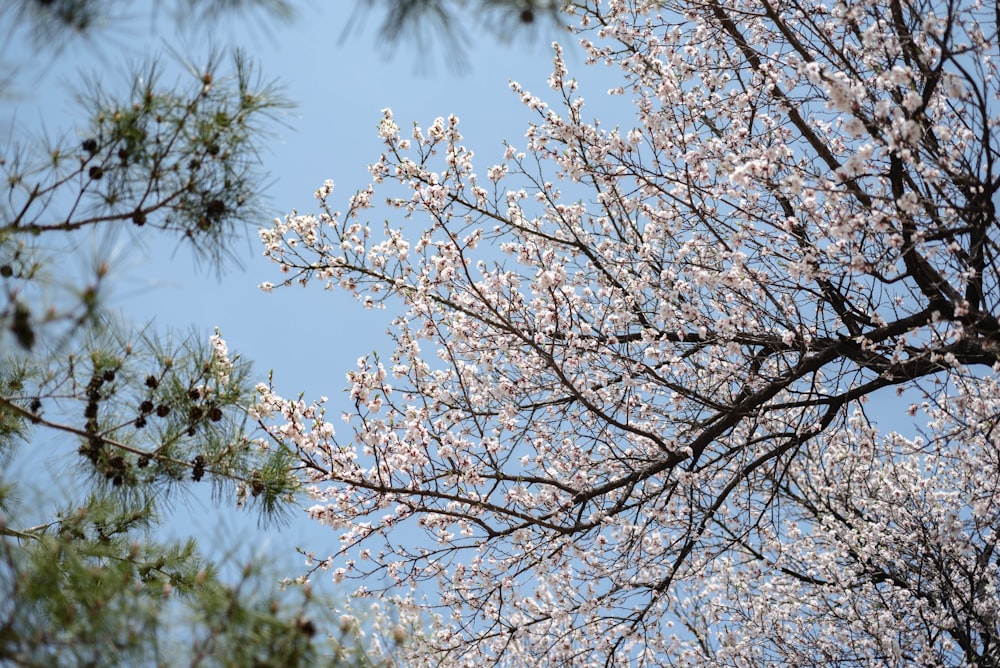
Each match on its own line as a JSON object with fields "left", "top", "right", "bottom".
{"left": 1, "top": 2, "right": 619, "bottom": 596}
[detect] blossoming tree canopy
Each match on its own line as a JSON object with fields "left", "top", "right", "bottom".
{"left": 259, "top": 0, "right": 1000, "bottom": 664}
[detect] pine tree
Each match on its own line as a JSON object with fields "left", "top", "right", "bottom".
{"left": 0, "top": 3, "right": 369, "bottom": 665}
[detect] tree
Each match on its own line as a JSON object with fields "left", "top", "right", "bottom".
{"left": 259, "top": 0, "right": 1000, "bottom": 664}
{"left": 0, "top": 3, "right": 371, "bottom": 665}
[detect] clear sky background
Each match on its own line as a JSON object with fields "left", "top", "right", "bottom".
{"left": 1, "top": 1, "right": 619, "bottom": 599}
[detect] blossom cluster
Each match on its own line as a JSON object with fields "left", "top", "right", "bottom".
{"left": 258, "top": 0, "right": 1000, "bottom": 664}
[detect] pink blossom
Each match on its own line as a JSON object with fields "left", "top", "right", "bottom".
{"left": 258, "top": 1, "right": 1000, "bottom": 664}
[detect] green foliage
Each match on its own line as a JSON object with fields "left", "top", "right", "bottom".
{"left": 0, "top": 50, "right": 290, "bottom": 351}
{"left": 0, "top": 326, "right": 299, "bottom": 516}
{"left": 365, "top": 0, "right": 563, "bottom": 37}
{"left": 0, "top": 494, "right": 341, "bottom": 666}
{"left": 351, "top": 0, "right": 563, "bottom": 63}
{"left": 0, "top": 3, "right": 369, "bottom": 666}
{"left": 3, "top": 0, "right": 294, "bottom": 38}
